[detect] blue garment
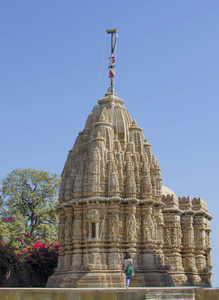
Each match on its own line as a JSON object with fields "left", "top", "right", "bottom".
{"left": 125, "top": 270, "right": 131, "bottom": 287}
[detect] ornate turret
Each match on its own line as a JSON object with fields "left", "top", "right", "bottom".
{"left": 59, "top": 89, "right": 162, "bottom": 202}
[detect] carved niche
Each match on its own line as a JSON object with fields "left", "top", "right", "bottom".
{"left": 86, "top": 209, "right": 100, "bottom": 240}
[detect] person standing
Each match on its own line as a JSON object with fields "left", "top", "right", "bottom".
{"left": 122, "top": 253, "right": 134, "bottom": 288}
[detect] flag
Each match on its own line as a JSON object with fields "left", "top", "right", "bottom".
{"left": 111, "top": 56, "right": 116, "bottom": 64}
{"left": 109, "top": 68, "right": 115, "bottom": 78}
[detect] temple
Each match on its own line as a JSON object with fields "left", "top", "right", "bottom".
{"left": 47, "top": 30, "right": 212, "bottom": 288}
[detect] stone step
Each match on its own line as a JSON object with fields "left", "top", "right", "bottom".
{"left": 145, "top": 291, "right": 195, "bottom": 300}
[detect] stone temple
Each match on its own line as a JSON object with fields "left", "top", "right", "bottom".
{"left": 47, "top": 31, "right": 212, "bottom": 288}
{"left": 47, "top": 89, "right": 212, "bottom": 288}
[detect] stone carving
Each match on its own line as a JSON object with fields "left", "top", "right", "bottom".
{"left": 110, "top": 213, "right": 121, "bottom": 240}
{"left": 126, "top": 213, "right": 137, "bottom": 239}
{"left": 87, "top": 209, "right": 99, "bottom": 220}
{"left": 164, "top": 227, "right": 170, "bottom": 244}
{"left": 47, "top": 90, "right": 212, "bottom": 288}
{"left": 73, "top": 220, "right": 82, "bottom": 239}
{"left": 143, "top": 214, "right": 154, "bottom": 242}
{"left": 109, "top": 172, "right": 119, "bottom": 193}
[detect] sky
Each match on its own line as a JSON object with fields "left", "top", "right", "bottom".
{"left": 0, "top": 0, "right": 219, "bottom": 287}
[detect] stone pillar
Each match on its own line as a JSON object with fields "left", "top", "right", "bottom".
{"left": 98, "top": 202, "right": 108, "bottom": 269}
{"left": 125, "top": 201, "right": 138, "bottom": 267}
{"left": 205, "top": 217, "right": 212, "bottom": 270}
{"left": 63, "top": 206, "right": 73, "bottom": 270}
{"left": 82, "top": 204, "right": 101, "bottom": 270}
{"left": 141, "top": 199, "right": 166, "bottom": 287}
{"left": 205, "top": 216, "right": 212, "bottom": 286}
{"left": 70, "top": 204, "right": 83, "bottom": 270}
{"left": 142, "top": 202, "right": 156, "bottom": 271}
{"left": 193, "top": 214, "right": 207, "bottom": 271}
{"left": 192, "top": 197, "right": 212, "bottom": 286}
{"left": 162, "top": 194, "right": 185, "bottom": 285}
{"left": 107, "top": 199, "right": 122, "bottom": 270}
{"left": 179, "top": 197, "right": 200, "bottom": 286}
{"left": 56, "top": 208, "right": 65, "bottom": 270}
{"left": 153, "top": 200, "right": 165, "bottom": 269}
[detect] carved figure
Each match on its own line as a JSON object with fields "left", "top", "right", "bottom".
{"left": 165, "top": 227, "right": 170, "bottom": 244}
{"left": 110, "top": 213, "right": 121, "bottom": 239}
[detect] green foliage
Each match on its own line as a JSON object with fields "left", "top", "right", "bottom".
{"left": 0, "top": 169, "right": 60, "bottom": 242}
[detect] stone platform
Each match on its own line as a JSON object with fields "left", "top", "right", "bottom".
{"left": 0, "top": 287, "right": 219, "bottom": 300}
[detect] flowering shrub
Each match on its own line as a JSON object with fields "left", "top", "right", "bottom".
{"left": 0, "top": 216, "right": 59, "bottom": 283}
{"left": 24, "top": 241, "right": 59, "bottom": 277}
{"left": 0, "top": 216, "right": 27, "bottom": 272}
{"left": 0, "top": 240, "right": 24, "bottom": 272}
{"left": 2, "top": 216, "right": 13, "bottom": 223}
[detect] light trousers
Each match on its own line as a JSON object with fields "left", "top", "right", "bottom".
{"left": 125, "top": 271, "right": 131, "bottom": 287}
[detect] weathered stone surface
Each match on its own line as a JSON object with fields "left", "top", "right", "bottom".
{"left": 47, "top": 90, "right": 212, "bottom": 288}
{"left": 145, "top": 290, "right": 195, "bottom": 299}
{"left": 0, "top": 288, "right": 219, "bottom": 300}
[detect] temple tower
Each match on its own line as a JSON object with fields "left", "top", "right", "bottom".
{"left": 47, "top": 30, "right": 212, "bottom": 287}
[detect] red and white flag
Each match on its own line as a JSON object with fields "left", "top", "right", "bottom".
{"left": 111, "top": 56, "right": 116, "bottom": 64}
{"left": 109, "top": 68, "right": 115, "bottom": 78}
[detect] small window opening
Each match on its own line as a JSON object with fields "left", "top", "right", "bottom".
{"left": 91, "top": 222, "right": 96, "bottom": 238}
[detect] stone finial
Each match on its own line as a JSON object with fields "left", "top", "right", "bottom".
{"left": 129, "top": 119, "right": 142, "bottom": 131}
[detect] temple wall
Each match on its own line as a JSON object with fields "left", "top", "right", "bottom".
{"left": 49, "top": 193, "right": 212, "bottom": 288}
{"left": 1, "top": 288, "right": 219, "bottom": 300}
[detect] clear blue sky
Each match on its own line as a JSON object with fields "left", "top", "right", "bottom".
{"left": 1, "top": 0, "right": 218, "bottom": 287}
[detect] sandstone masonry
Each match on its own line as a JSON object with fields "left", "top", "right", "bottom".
{"left": 47, "top": 90, "right": 212, "bottom": 288}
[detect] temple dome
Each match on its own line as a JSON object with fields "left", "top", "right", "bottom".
{"left": 59, "top": 91, "right": 162, "bottom": 202}
{"left": 161, "top": 185, "right": 177, "bottom": 197}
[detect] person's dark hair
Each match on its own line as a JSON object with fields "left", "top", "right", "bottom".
{"left": 124, "top": 253, "right": 131, "bottom": 259}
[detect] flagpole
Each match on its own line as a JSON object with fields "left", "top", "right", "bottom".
{"left": 106, "top": 29, "right": 118, "bottom": 95}
{"left": 111, "top": 32, "right": 114, "bottom": 95}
